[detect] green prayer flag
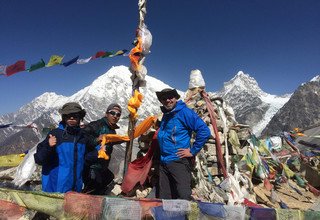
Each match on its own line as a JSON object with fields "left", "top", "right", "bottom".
{"left": 28, "top": 59, "right": 45, "bottom": 72}
{"left": 101, "top": 51, "right": 114, "bottom": 58}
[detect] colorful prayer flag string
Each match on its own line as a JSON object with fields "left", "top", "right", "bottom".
{"left": 0, "top": 49, "right": 128, "bottom": 77}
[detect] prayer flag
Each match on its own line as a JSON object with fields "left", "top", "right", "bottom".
{"left": 101, "top": 51, "right": 114, "bottom": 58}
{"left": 122, "top": 50, "right": 130, "bottom": 56}
{"left": 46, "top": 55, "right": 64, "bottom": 67}
{"left": 0, "top": 123, "right": 13, "bottom": 129}
{"left": 28, "top": 59, "right": 45, "bottom": 72}
{"left": 5, "top": 60, "right": 26, "bottom": 76}
{"left": 76, "top": 57, "right": 92, "bottom": 64}
{"left": 121, "top": 130, "right": 158, "bottom": 194}
{"left": 94, "top": 51, "right": 106, "bottom": 59}
{"left": 62, "top": 56, "right": 79, "bottom": 67}
{"left": 114, "top": 49, "right": 128, "bottom": 56}
{"left": 0, "top": 65, "right": 6, "bottom": 75}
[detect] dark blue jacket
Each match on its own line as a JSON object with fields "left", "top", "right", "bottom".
{"left": 157, "top": 100, "right": 211, "bottom": 164}
{"left": 34, "top": 123, "right": 87, "bottom": 193}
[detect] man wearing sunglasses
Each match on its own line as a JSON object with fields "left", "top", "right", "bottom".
{"left": 82, "top": 103, "right": 122, "bottom": 195}
{"left": 155, "top": 88, "right": 210, "bottom": 200}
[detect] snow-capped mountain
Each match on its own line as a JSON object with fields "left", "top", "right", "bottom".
{"left": 261, "top": 75, "right": 320, "bottom": 136}
{"left": 0, "top": 67, "right": 295, "bottom": 154}
{"left": 0, "top": 66, "right": 179, "bottom": 154}
{"left": 217, "top": 71, "right": 291, "bottom": 136}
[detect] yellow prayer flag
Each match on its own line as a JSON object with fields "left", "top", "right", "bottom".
{"left": 282, "top": 163, "right": 295, "bottom": 178}
{"left": 0, "top": 153, "right": 25, "bottom": 167}
{"left": 46, "top": 55, "right": 64, "bottom": 67}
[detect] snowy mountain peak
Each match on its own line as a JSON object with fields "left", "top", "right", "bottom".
{"left": 31, "top": 92, "right": 64, "bottom": 105}
{"left": 310, "top": 75, "right": 320, "bottom": 82}
{"left": 216, "top": 70, "right": 291, "bottom": 136}
{"left": 221, "top": 71, "right": 266, "bottom": 97}
{"left": 18, "top": 92, "right": 67, "bottom": 115}
{"left": 236, "top": 70, "right": 246, "bottom": 76}
{"left": 66, "top": 65, "right": 176, "bottom": 131}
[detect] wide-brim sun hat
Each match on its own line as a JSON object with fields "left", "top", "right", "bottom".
{"left": 156, "top": 88, "right": 180, "bottom": 101}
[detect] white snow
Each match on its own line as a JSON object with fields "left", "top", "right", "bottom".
{"left": 253, "top": 93, "right": 291, "bottom": 136}
{"left": 310, "top": 75, "right": 320, "bottom": 82}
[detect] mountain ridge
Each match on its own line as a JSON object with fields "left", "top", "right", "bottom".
{"left": 2, "top": 66, "right": 313, "bottom": 154}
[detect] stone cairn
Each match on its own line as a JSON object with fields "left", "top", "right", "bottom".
{"left": 184, "top": 70, "right": 252, "bottom": 203}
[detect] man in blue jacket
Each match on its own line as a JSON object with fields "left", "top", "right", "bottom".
{"left": 34, "top": 102, "right": 87, "bottom": 193}
{"left": 156, "top": 88, "right": 211, "bottom": 200}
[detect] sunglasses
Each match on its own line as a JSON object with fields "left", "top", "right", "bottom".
{"left": 65, "top": 114, "right": 80, "bottom": 119}
{"left": 108, "top": 110, "right": 121, "bottom": 117}
{"left": 160, "top": 95, "right": 175, "bottom": 101}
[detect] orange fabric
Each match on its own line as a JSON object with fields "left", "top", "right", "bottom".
{"left": 133, "top": 116, "right": 156, "bottom": 138}
{"left": 101, "top": 134, "right": 130, "bottom": 144}
{"left": 97, "top": 116, "right": 155, "bottom": 153}
{"left": 128, "top": 90, "right": 143, "bottom": 108}
{"left": 128, "top": 90, "right": 144, "bottom": 119}
{"left": 296, "top": 132, "right": 305, "bottom": 137}
{"left": 129, "top": 37, "right": 143, "bottom": 71}
{"left": 128, "top": 106, "right": 137, "bottom": 118}
{"left": 97, "top": 149, "right": 109, "bottom": 160}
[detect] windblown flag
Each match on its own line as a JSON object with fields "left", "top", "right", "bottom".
{"left": 121, "top": 130, "right": 158, "bottom": 194}
{"left": 62, "top": 56, "right": 79, "bottom": 67}
{"left": 28, "top": 59, "right": 45, "bottom": 72}
{"left": 5, "top": 60, "right": 26, "bottom": 76}
{"left": 0, "top": 65, "right": 6, "bottom": 75}
{"left": 1, "top": 48, "right": 129, "bottom": 77}
{"left": 13, "top": 123, "right": 38, "bottom": 131}
{"left": 77, "top": 57, "right": 92, "bottom": 64}
{"left": 0, "top": 123, "right": 13, "bottom": 129}
{"left": 101, "top": 51, "right": 114, "bottom": 58}
{"left": 46, "top": 55, "right": 64, "bottom": 67}
{"left": 113, "top": 49, "right": 128, "bottom": 57}
{"left": 94, "top": 51, "right": 106, "bottom": 59}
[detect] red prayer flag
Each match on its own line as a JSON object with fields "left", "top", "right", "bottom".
{"left": 121, "top": 131, "right": 159, "bottom": 194}
{"left": 94, "top": 51, "right": 106, "bottom": 59}
{"left": 5, "top": 60, "right": 26, "bottom": 76}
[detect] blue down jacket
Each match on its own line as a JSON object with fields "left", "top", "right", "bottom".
{"left": 157, "top": 100, "right": 210, "bottom": 164}
{"left": 34, "top": 123, "right": 87, "bottom": 193}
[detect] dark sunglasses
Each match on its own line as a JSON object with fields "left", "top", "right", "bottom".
{"left": 108, "top": 111, "right": 121, "bottom": 117}
{"left": 160, "top": 95, "right": 175, "bottom": 101}
{"left": 65, "top": 114, "right": 80, "bottom": 119}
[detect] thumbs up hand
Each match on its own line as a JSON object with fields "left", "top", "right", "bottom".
{"left": 48, "top": 134, "right": 57, "bottom": 147}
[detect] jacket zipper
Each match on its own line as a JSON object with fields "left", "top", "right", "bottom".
{"left": 72, "top": 136, "right": 78, "bottom": 191}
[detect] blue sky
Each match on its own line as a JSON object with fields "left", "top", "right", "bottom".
{"left": 0, "top": 0, "right": 319, "bottom": 115}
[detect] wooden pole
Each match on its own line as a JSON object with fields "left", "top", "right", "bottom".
{"left": 123, "top": 0, "right": 148, "bottom": 176}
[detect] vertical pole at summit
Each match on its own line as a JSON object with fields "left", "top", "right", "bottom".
{"left": 124, "top": 0, "right": 152, "bottom": 176}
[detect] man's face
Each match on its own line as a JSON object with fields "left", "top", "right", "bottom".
{"left": 106, "top": 108, "right": 121, "bottom": 125}
{"left": 65, "top": 113, "right": 81, "bottom": 127}
{"left": 160, "top": 95, "right": 177, "bottom": 110}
